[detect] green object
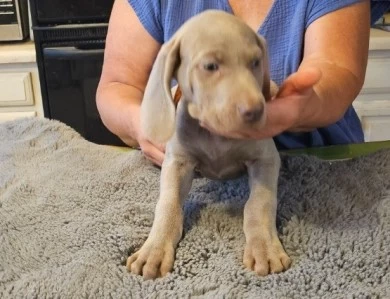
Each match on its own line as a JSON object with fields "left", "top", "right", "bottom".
{"left": 108, "top": 140, "right": 390, "bottom": 161}
{"left": 282, "top": 140, "right": 390, "bottom": 160}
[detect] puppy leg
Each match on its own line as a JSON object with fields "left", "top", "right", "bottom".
{"left": 243, "top": 151, "right": 291, "bottom": 276}
{"left": 127, "top": 154, "right": 194, "bottom": 279}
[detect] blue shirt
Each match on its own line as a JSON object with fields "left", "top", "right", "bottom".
{"left": 128, "top": 0, "right": 390, "bottom": 149}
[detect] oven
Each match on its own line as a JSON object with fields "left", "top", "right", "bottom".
{"left": 29, "top": 0, "right": 125, "bottom": 146}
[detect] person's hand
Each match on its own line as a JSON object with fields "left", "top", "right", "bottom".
{"left": 257, "top": 67, "right": 322, "bottom": 139}
{"left": 137, "top": 135, "right": 165, "bottom": 167}
{"left": 131, "top": 105, "right": 165, "bottom": 167}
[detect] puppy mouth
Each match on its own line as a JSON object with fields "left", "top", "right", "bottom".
{"left": 199, "top": 120, "right": 254, "bottom": 139}
{"left": 199, "top": 121, "right": 220, "bottom": 134}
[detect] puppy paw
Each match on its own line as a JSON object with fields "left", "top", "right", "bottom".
{"left": 127, "top": 240, "right": 175, "bottom": 279}
{"left": 243, "top": 236, "right": 291, "bottom": 276}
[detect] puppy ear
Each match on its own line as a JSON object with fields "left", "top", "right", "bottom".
{"left": 270, "top": 80, "right": 279, "bottom": 98}
{"left": 256, "top": 35, "right": 272, "bottom": 101}
{"left": 140, "top": 37, "right": 181, "bottom": 144}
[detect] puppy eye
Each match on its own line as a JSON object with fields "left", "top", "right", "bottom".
{"left": 204, "top": 63, "right": 219, "bottom": 72}
{"left": 251, "top": 59, "right": 260, "bottom": 69}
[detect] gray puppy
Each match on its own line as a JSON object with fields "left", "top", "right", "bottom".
{"left": 127, "top": 10, "right": 291, "bottom": 279}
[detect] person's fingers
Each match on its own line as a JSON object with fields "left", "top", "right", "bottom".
{"left": 263, "top": 97, "right": 300, "bottom": 133}
{"left": 143, "top": 149, "right": 164, "bottom": 167}
{"left": 145, "top": 154, "right": 163, "bottom": 167}
{"left": 154, "top": 142, "right": 166, "bottom": 153}
{"left": 277, "top": 67, "right": 321, "bottom": 98}
{"left": 288, "top": 126, "right": 316, "bottom": 133}
{"left": 198, "top": 97, "right": 300, "bottom": 140}
{"left": 139, "top": 140, "right": 165, "bottom": 166}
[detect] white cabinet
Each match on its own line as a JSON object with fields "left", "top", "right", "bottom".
{"left": 0, "top": 72, "right": 34, "bottom": 106}
{"left": 0, "top": 41, "right": 43, "bottom": 123}
{"left": 353, "top": 29, "right": 390, "bottom": 142}
{"left": 361, "top": 116, "right": 390, "bottom": 141}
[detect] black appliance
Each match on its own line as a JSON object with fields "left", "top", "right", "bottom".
{"left": 29, "top": 0, "right": 125, "bottom": 146}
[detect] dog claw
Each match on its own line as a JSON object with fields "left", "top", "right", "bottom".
{"left": 243, "top": 237, "right": 291, "bottom": 276}
{"left": 127, "top": 241, "right": 175, "bottom": 279}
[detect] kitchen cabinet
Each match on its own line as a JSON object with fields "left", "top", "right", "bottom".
{"left": 353, "top": 28, "right": 390, "bottom": 142}
{"left": 0, "top": 40, "right": 43, "bottom": 123}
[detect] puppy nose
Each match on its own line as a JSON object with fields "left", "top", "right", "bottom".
{"left": 238, "top": 104, "right": 264, "bottom": 123}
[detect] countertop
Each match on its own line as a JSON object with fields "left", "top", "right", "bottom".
{"left": 0, "top": 39, "right": 36, "bottom": 64}
{"left": 369, "top": 28, "right": 390, "bottom": 50}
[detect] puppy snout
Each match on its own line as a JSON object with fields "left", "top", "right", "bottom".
{"left": 238, "top": 104, "right": 264, "bottom": 123}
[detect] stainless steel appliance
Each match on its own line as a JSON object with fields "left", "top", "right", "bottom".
{"left": 29, "top": 0, "right": 124, "bottom": 146}
{"left": 0, "top": 0, "right": 29, "bottom": 41}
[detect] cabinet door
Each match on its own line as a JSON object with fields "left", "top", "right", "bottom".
{"left": 361, "top": 115, "right": 390, "bottom": 142}
{"left": 0, "top": 72, "right": 34, "bottom": 106}
{"left": 354, "top": 48, "right": 390, "bottom": 142}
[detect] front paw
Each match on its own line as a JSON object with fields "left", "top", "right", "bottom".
{"left": 127, "top": 239, "right": 175, "bottom": 279}
{"left": 243, "top": 236, "right": 291, "bottom": 276}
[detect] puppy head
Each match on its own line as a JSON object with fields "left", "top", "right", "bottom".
{"left": 140, "top": 10, "right": 272, "bottom": 143}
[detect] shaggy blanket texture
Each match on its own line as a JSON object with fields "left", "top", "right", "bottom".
{"left": 0, "top": 118, "right": 389, "bottom": 299}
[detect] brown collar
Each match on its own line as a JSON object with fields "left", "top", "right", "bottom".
{"left": 173, "top": 86, "right": 182, "bottom": 107}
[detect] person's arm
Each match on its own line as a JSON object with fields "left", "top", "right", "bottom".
{"left": 250, "top": 1, "right": 370, "bottom": 138}
{"left": 96, "top": 0, "right": 165, "bottom": 165}
{"left": 296, "top": 0, "right": 370, "bottom": 129}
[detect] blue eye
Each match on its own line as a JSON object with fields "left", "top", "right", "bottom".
{"left": 204, "top": 63, "right": 219, "bottom": 71}
{"left": 251, "top": 59, "right": 260, "bottom": 69}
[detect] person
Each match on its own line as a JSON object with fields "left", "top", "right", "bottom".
{"left": 96, "top": 0, "right": 390, "bottom": 166}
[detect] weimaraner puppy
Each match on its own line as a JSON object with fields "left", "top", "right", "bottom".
{"left": 127, "top": 10, "right": 291, "bottom": 279}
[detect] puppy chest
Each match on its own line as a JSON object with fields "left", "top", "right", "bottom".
{"left": 177, "top": 120, "right": 253, "bottom": 180}
{"left": 191, "top": 147, "right": 248, "bottom": 180}
{"left": 195, "top": 160, "right": 246, "bottom": 180}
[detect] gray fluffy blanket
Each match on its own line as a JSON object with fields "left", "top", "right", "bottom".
{"left": 0, "top": 118, "right": 389, "bottom": 298}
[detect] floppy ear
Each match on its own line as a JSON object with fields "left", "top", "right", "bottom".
{"left": 140, "top": 37, "right": 181, "bottom": 144}
{"left": 256, "top": 35, "right": 272, "bottom": 101}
